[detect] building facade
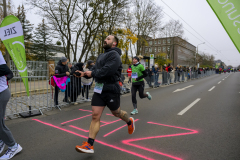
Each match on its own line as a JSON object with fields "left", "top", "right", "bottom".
{"left": 142, "top": 36, "right": 196, "bottom": 67}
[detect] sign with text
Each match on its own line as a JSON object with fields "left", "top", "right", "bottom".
{"left": 207, "top": 0, "right": 240, "bottom": 53}
{"left": 0, "top": 15, "right": 29, "bottom": 96}
{"left": 150, "top": 54, "right": 154, "bottom": 67}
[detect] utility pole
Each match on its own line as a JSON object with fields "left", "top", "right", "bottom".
{"left": 2, "top": 0, "right": 10, "bottom": 67}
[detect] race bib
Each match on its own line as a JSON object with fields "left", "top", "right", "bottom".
{"left": 132, "top": 72, "right": 138, "bottom": 79}
{"left": 94, "top": 83, "right": 104, "bottom": 94}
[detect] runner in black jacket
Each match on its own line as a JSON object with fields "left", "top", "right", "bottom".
{"left": 76, "top": 35, "right": 135, "bottom": 154}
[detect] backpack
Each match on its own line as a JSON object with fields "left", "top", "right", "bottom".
{"left": 49, "top": 76, "right": 56, "bottom": 87}
{"left": 165, "top": 67, "right": 169, "bottom": 72}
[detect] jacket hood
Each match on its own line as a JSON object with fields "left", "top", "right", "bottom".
{"left": 75, "top": 62, "right": 84, "bottom": 71}
{"left": 105, "top": 47, "right": 122, "bottom": 56}
{"left": 57, "top": 60, "right": 62, "bottom": 65}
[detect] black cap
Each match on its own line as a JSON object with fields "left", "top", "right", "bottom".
{"left": 133, "top": 56, "right": 139, "bottom": 62}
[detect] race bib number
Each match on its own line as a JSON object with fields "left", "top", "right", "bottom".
{"left": 94, "top": 83, "right": 104, "bottom": 94}
{"left": 132, "top": 72, "right": 138, "bottom": 79}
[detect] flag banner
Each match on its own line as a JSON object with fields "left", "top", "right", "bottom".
{"left": 207, "top": 0, "right": 240, "bottom": 53}
{"left": 0, "top": 15, "right": 29, "bottom": 96}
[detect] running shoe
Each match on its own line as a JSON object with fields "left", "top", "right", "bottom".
{"left": 131, "top": 109, "right": 138, "bottom": 115}
{"left": 85, "top": 99, "right": 91, "bottom": 102}
{"left": 128, "top": 117, "right": 135, "bottom": 134}
{"left": 75, "top": 141, "right": 94, "bottom": 154}
{"left": 0, "top": 144, "right": 22, "bottom": 160}
{"left": 0, "top": 141, "right": 5, "bottom": 155}
{"left": 146, "top": 92, "right": 152, "bottom": 100}
{"left": 81, "top": 97, "right": 85, "bottom": 100}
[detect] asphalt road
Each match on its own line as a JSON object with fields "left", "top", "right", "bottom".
{"left": 3, "top": 72, "right": 240, "bottom": 160}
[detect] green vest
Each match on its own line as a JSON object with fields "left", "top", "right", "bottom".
{"left": 131, "top": 64, "right": 145, "bottom": 83}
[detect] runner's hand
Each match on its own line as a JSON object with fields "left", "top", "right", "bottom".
{"left": 66, "top": 72, "right": 70, "bottom": 76}
{"left": 85, "top": 71, "right": 92, "bottom": 77}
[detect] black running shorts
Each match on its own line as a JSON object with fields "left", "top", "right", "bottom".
{"left": 91, "top": 92, "right": 120, "bottom": 111}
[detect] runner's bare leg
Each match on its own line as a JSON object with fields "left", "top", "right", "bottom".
{"left": 89, "top": 106, "right": 105, "bottom": 139}
{"left": 111, "top": 107, "right": 130, "bottom": 123}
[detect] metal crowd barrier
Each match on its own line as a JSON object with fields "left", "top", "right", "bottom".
{"left": 6, "top": 75, "right": 94, "bottom": 118}
{"left": 6, "top": 70, "right": 216, "bottom": 118}
{"left": 7, "top": 76, "right": 49, "bottom": 118}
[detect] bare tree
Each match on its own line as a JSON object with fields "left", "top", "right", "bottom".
{"left": 132, "top": 0, "right": 163, "bottom": 55}
{"left": 28, "top": 0, "right": 129, "bottom": 62}
{"left": 160, "top": 20, "right": 184, "bottom": 38}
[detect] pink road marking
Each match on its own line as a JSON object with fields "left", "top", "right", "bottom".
{"left": 61, "top": 114, "right": 92, "bottom": 125}
{"left": 79, "top": 109, "right": 92, "bottom": 112}
{"left": 106, "top": 113, "right": 114, "bottom": 116}
{"left": 100, "top": 121, "right": 110, "bottom": 124}
{"left": 100, "top": 119, "right": 122, "bottom": 127}
{"left": 69, "top": 125, "right": 89, "bottom": 132}
{"left": 104, "top": 119, "right": 139, "bottom": 137}
{"left": 122, "top": 122, "right": 199, "bottom": 160}
{"left": 32, "top": 119, "right": 154, "bottom": 160}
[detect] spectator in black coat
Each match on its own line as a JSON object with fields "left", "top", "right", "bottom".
{"left": 54, "top": 57, "right": 70, "bottom": 106}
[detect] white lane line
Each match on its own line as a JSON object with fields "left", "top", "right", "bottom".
{"left": 178, "top": 98, "right": 201, "bottom": 115}
{"left": 208, "top": 86, "right": 216, "bottom": 91}
{"left": 218, "top": 81, "right": 221, "bottom": 84}
{"left": 173, "top": 85, "right": 194, "bottom": 93}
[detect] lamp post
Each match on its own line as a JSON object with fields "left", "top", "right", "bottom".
{"left": 195, "top": 42, "right": 205, "bottom": 69}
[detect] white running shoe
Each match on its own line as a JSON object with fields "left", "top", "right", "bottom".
{"left": 85, "top": 99, "right": 91, "bottom": 102}
{"left": 0, "top": 141, "right": 5, "bottom": 155}
{"left": 0, "top": 144, "right": 22, "bottom": 160}
{"left": 146, "top": 92, "right": 152, "bottom": 100}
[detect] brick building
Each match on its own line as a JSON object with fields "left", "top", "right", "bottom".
{"left": 142, "top": 36, "right": 196, "bottom": 67}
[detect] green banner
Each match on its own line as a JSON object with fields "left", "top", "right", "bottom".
{"left": 0, "top": 15, "right": 29, "bottom": 96}
{"left": 207, "top": 0, "right": 240, "bottom": 53}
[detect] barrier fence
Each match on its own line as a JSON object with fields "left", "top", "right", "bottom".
{"left": 6, "top": 70, "right": 216, "bottom": 118}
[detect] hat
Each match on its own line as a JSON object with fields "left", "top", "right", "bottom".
{"left": 61, "top": 57, "right": 67, "bottom": 62}
{"left": 133, "top": 56, "right": 139, "bottom": 62}
{"left": 87, "top": 60, "right": 94, "bottom": 65}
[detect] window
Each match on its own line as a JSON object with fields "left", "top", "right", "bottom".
{"left": 167, "top": 39, "right": 171, "bottom": 43}
{"left": 163, "top": 40, "right": 166, "bottom": 44}
{"left": 149, "top": 47, "right": 152, "bottom": 52}
{"left": 155, "top": 41, "right": 157, "bottom": 45}
{"left": 158, "top": 40, "right": 161, "bottom": 44}
{"left": 149, "top": 41, "right": 152, "bottom": 45}
{"left": 145, "top": 48, "right": 148, "bottom": 52}
{"left": 155, "top": 47, "right": 157, "bottom": 53}
{"left": 163, "top": 47, "right": 166, "bottom": 52}
{"left": 158, "top": 47, "right": 161, "bottom": 52}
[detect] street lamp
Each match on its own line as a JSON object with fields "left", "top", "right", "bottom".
{"left": 195, "top": 42, "right": 205, "bottom": 69}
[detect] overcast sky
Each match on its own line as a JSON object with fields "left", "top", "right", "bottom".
{"left": 13, "top": 0, "right": 240, "bottom": 67}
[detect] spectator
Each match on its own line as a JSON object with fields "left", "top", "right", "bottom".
{"left": 145, "top": 67, "right": 152, "bottom": 87}
{"left": 54, "top": 57, "right": 70, "bottom": 106}
{"left": 82, "top": 60, "right": 94, "bottom": 102}
{"left": 68, "top": 63, "right": 73, "bottom": 72}
{"left": 127, "top": 65, "right": 132, "bottom": 84}
{"left": 152, "top": 64, "right": 160, "bottom": 87}
{"left": 70, "top": 63, "right": 84, "bottom": 105}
